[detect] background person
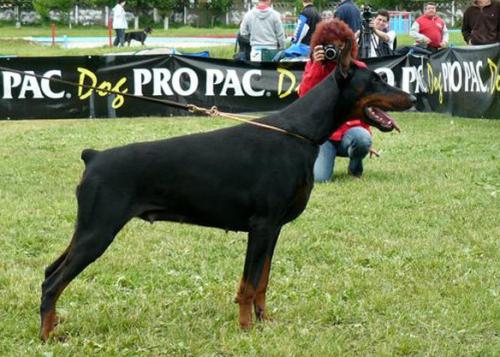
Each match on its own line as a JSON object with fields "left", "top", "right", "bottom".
{"left": 462, "top": 0, "right": 500, "bottom": 45}
{"left": 239, "top": 0, "right": 285, "bottom": 62}
{"left": 321, "top": 10, "right": 334, "bottom": 21}
{"left": 112, "top": 0, "right": 128, "bottom": 47}
{"left": 292, "top": 0, "right": 322, "bottom": 46}
{"left": 410, "top": 2, "right": 448, "bottom": 53}
{"left": 299, "top": 19, "right": 374, "bottom": 181}
{"left": 334, "top": 0, "right": 362, "bottom": 36}
{"left": 366, "top": 9, "right": 396, "bottom": 57}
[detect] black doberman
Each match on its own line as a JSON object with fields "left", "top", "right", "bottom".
{"left": 125, "top": 27, "right": 152, "bottom": 46}
{"left": 40, "top": 60, "right": 416, "bottom": 341}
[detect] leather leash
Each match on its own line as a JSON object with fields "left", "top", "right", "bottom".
{"left": 0, "top": 64, "right": 314, "bottom": 145}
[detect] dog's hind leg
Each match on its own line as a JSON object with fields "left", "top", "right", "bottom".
{"left": 40, "top": 227, "right": 119, "bottom": 341}
{"left": 44, "top": 242, "right": 72, "bottom": 279}
{"left": 236, "top": 220, "right": 282, "bottom": 329}
{"left": 40, "top": 183, "right": 131, "bottom": 341}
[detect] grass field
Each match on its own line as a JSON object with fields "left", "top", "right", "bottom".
{"left": 0, "top": 113, "right": 498, "bottom": 355}
{"left": 0, "top": 25, "right": 466, "bottom": 58}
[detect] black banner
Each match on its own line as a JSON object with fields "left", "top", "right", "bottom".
{"left": 1, "top": 44, "right": 500, "bottom": 120}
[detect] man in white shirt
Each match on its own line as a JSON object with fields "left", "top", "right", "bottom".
{"left": 112, "top": 1, "right": 128, "bottom": 47}
{"left": 366, "top": 9, "right": 396, "bottom": 58}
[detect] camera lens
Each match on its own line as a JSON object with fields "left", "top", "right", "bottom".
{"left": 323, "top": 45, "right": 339, "bottom": 61}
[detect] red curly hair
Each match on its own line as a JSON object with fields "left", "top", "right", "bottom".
{"left": 310, "top": 19, "right": 358, "bottom": 59}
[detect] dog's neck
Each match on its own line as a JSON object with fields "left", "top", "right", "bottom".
{"left": 262, "top": 75, "right": 346, "bottom": 145}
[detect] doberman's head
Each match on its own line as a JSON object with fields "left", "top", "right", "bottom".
{"left": 334, "top": 64, "right": 416, "bottom": 132}
{"left": 144, "top": 27, "right": 153, "bottom": 34}
{"left": 310, "top": 19, "right": 415, "bottom": 132}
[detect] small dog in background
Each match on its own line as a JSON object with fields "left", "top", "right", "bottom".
{"left": 124, "top": 27, "right": 152, "bottom": 46}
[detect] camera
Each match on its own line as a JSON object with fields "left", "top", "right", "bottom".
{"left": 362, "top": 5, "right": 373, "bottom": 22}
{"left": 323, "top": 44, "right": 340, "bottom": 61}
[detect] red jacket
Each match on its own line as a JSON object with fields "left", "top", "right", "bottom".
{"left": 415, "top": 15, "right": 446, "bottom": 48}
{"left": 298, "top": 59, "right": 370, "bottom": 142}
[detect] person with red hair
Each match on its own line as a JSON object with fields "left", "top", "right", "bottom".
{"left": 299, "top": 19, "right": 373, "bottom": 182}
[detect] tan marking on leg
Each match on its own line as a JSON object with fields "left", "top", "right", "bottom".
{"left": 254, "top": 257, "right": 271, "bottom": 321}
{"left": 235, "top": 278, "right": 255, "bottom": 329}
{"left": 40, "top": 309, "right": 57, "bottom": 342}
{"left": 40, "top": 282, "right": 68, "bottom": 342}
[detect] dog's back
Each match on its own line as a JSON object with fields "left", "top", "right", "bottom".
{"left": 79, "top": 121, "right": 316, "bottom": 231}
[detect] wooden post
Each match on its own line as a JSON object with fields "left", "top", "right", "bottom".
{"left": 108, "top": 17, "right": 113, "bottom": 47}
{"left": 51, "top": 23, "right": 56, "bottom": 46}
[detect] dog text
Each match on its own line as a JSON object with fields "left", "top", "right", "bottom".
{"left": 77, "top": 67, "right": 128, "bottom": 109}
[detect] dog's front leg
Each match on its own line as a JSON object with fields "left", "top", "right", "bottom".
{"left": 236, "top": 222, "right": 281, "bottom": 328}
{"left": 254, "top": 226, "right": 281, "bottom": 321}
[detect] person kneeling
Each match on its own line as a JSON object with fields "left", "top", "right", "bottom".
{"left": 299, "top": 19, "right": 375, "bottom": 181}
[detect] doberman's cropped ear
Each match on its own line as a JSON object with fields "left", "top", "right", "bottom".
{"left": 334, "top": 64, "right": 354, "bottom": 87}
{"left": 340, "top": 39, "right": 353, "bottom": 74}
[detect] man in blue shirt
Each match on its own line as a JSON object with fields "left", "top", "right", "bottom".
{"left": 335, "top": 0, "right": 361, "bottom": 35}
{"left": 293, "top": 0, "right": 321, "bottom": 46}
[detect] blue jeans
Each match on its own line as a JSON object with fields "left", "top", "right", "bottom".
{"left": 313, "top": 126, "right": 372, "bottom": 182}
{"left": 113, "top": 29, "right": 125, "bottom": 47}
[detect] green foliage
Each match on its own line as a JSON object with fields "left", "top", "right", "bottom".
{"left": 150, "top": 0, "right": 180, "bottom": 15}
{"left": 33, "top": 0, "right": 74, "bottom": 22}
{"left": 208, "top": 0, "right": 233, "bottom": 15}
{"left": 359, "top": 0, "right": 405, "bottom": 10}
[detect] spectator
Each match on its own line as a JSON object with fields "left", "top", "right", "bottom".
{"left": 292, "top": 0, "right": 322, "bottom": 46}
{"left": 239, "top": 0, "right": 285, "bottom": 62}
{"left": 410, "top": 2, "right": 448, "bottom": 53}
{"left": 112, "top": 1, "right": 128, "bottom": 47}
{"left": 462, "top": 0, "right": 500, "bottom": 45}
{"left": 321, "top": 10, "right": 334, "bottom": 21}
{"left": 366, "top": 9, "right": 396, "bottom": 58}
{"left": 299, "top": 19, "right": 376, "bottom": 181}
{"left": 334, "top": 0, "right": 362, "bottom": 35}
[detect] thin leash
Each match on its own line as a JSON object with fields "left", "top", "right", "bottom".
{"left": 0, "top": 64, "right": 314, "bottom": 144}
{"left": 186, "top": 104, "right": 313, "bottom": 143}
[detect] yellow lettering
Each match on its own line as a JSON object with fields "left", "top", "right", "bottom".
{"left": 427, "top": 63, "right": 443, "bottom": 104}
{"left": 277, "top": 68, "right": 297, "bottom": 99}
{"left": 77, "top": 67, "right": 97, "bottom": 100}
{"left": 96, "top": 81, "right": 112, "bottom": 96}
{"left": 111, "top": 77, "right": 128, "bottom": 109}
{"left": 486, "top": 57, "right": 500, "bottom": 93}
{"left": 76, "top": 69, "right": 128, "bottom": 108}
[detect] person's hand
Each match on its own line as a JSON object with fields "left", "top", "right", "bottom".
{"left": 312, "top": 45, "right": 325, "bottom": 62}
{"left": 440, "top": 41, "right": 448, "bottom": 48}
{"left": 420, "top": 36, "right": 431, "bottom": 44}
{"left": 369, "top": 19, "right": 376, "bottom": 29}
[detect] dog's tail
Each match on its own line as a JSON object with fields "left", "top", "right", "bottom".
{"left": 81, "top": 149, "right": 99, "bottom": 165}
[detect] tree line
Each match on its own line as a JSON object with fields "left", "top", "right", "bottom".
{"left": 1, "top": 0, "right": 468, "bottom": 24}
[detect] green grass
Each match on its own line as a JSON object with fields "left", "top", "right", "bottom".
{"left": 0, "top": 113, "right": 498, "bottom": 355}
{"left": 0, "top": 38, "right": 236, "bottom": 57}
{"left": 0, "top": 25, "right": 239, "bottom": 38}
{"left": 0, "top": 25, "right": 465, "bottom": 57}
